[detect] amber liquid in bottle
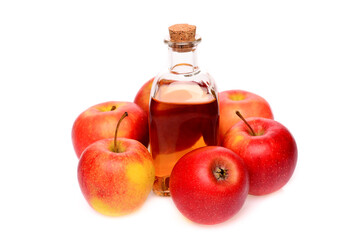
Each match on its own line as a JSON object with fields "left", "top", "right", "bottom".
{"left": 150, "top": 81, "right": 219, "bottom": 196}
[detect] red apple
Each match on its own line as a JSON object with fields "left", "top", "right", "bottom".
{"left": 169, "top": 146, "right": 249, "bottom": 225}
{"left": 219, "top": 90, "right": 274, "bottom": 142}
{"left": 72, "top": 101, "right": 148, "bottom": 158}
{"left": 134, "top": 77, "right": 154, "bottom": 117}
{"left": 222, "top": 112, "right": 297, "bottom": 195}
{"left": 78, "top": 113, "right": 155, "bottom": 216}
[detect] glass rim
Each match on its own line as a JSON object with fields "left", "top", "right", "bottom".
{"left": 164, "top": 35, "right": 202, "bottom": 47}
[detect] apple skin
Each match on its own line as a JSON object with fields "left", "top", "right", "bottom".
{"left": 134, "top": 77, "right": 154, "bottom": 117}
{"left": 72, "top": 101, "right": 148, "bottom": 158}
{"left": 169, "top": 146, "right": 249, "bottom": 225}
{"left": 78, "top": 138, "right": 155, "bottom": 216}
{"left": 222, "top": 117, "right": 297, "bottom": 196}
{"left": 219, "top": 90, "right": 274, "bottom": 142}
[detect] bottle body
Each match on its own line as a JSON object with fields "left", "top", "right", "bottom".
{"left": 149, "top": 25, "right": 219, "bottom": 196}
{"left": 149, "top": 71, "right": 219, "bottom": 196}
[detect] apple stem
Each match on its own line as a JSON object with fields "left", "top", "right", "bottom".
{"left": 113, "top": 112, "right": 128, "bottom": 153}
{"left": 236, "top": 111, "right": 256, "bottom": 136}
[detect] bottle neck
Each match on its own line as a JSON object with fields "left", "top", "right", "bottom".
{"left": 168, "top": 47, "right": 199, "bottom": 74}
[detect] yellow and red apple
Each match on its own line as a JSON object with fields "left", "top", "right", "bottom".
{"left": 78, "top": 136, "right": 155, "bottom": 216}
{"left": 134, "top": 77, "right": 154, "bottom": 117}
{"left": 219, "top": 90, "right": 274, "bottom": 142}
{"left": 72, "top": 101, "right": 148, "bottom": 158}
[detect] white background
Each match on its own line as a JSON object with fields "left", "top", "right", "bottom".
{"left": 1, "top": 0, "right": 358, "bottom": 239}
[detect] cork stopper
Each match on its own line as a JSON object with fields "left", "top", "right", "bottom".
{"left": 169, "top": 24, "right": 196, "bottom": 42}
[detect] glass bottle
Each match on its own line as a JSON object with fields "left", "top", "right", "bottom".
{"left": 149, "top": 24, "right": 219, "bottom": 196}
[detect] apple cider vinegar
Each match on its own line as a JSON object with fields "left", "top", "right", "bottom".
{"left": 149, "top": 24, "right": 219, "bottom": 196}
